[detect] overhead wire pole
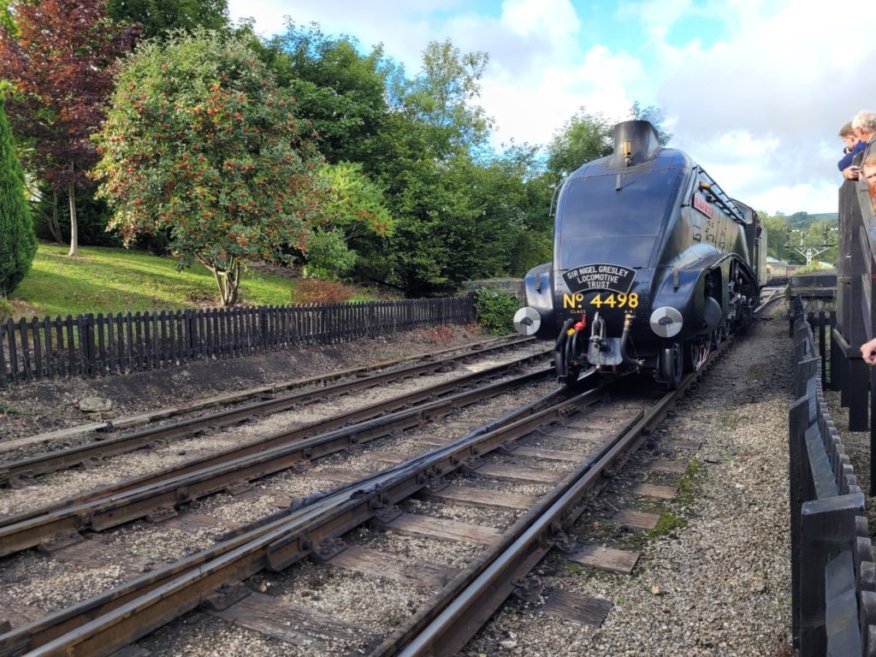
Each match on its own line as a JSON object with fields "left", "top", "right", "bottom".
{"left": 784, "top": 227, "right": 838, "bottom": 267}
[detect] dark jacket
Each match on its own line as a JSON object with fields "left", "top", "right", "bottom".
{"left": 839, "top": 140, "right": 866, "bottom": 171}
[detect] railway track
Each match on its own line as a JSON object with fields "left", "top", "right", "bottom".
{"left": 0, "top": 356, "right": 552, "bottom": 558}
{"left": 0, "top": 336, "right": 538, "bottom": 485}
{"left": 0, "top": 329, "right": 736, "bottom": 657}
{"left": 0, "top": 335, "right": 530, "bottom": 456}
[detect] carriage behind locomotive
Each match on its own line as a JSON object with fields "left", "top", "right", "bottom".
{"left": 514, "top": 120, "right": 768, "bottom": 388}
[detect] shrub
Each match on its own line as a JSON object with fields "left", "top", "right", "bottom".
{"left": 292, "top": 279, "right": 354, "bottom": 305}
{"left": 302, "top": 228, "right": 357, "bottom": 280}
{"left": 0, "top": 94, "right": 37, "bottom": 297}
{"left": 474, "top": 288, "right": 519, "bottom": 335}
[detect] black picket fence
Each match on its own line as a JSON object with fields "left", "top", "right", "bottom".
{"left": 0, "top": 296, "right": 477, "bottom": 386}
{"left": 789, "top": 296, "right": 876, "bottom": 655}
{"left": 799, "top": 309, "right": 835, "bottom": 390}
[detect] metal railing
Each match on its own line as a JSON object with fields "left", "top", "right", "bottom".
{"left": 789, "top": 295, "right": 876, "bottom": 655}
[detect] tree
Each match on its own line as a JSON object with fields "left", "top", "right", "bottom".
{"left": 355, "top": 39, "right": 506, "bottom": 296}
{"left": 0, "top": 1, "right": 14, "bottom": 34}
{"left": 761, "top": 213, "right": 789, "bottom": 261}
{"left": 257, "top": 22, "right": 390, "bottom": 167}
{"left": 0, "top": 0, "right": 137, "bottom": 256}
{"left": 106, "top": 0, "right": 228, "bottom": 40}
{"left": 546, "top": 109, "right": 612, "bottom": 179}
{"left": 303, "top": 161, "right": 394, "bottom": 279}
{"left": 0, "top": 93, "right": 37, "bottom": 297}
{"left": 93, "top": 29, "right": 326, "bottom": 306}
{"left": 396, "top": 39, "right": 492, "bottom": 158}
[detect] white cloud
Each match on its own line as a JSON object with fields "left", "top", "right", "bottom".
{"left": 227, "top": 0, "right": 868, "bottom": 213}
{"left": 482, "top": 44, "right": 645, "bottom": 146}
{"left": 501, "top": 0, "right": 580, "bottom": 45}
{"left": 650, "top": 1, "right": 874, "bottom": 212}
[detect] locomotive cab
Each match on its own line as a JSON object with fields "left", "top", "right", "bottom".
{"left": 515, "top": 120, "right": 762, "bottom": 388}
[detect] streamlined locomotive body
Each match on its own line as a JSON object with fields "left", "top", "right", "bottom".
{"left": 515, "top": 120, "right": 766, "bottom": 387}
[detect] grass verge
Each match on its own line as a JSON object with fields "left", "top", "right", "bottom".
{"left": 9, "top": 243, "right": 372, "bottom": 319}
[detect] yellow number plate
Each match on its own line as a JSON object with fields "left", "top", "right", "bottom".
{"left": 590, "top": 292, "right": 639, "bottom": 309}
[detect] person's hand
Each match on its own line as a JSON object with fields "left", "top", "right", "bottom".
{"left": 844, "top": 165, "right": 861, "bottom": 180}
{"left": 861, "top": 337, "right": 876, "bottom": 364}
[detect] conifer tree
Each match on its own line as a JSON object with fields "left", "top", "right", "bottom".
{"left": 0, "top": 93, "right": 36, "bottom": 297}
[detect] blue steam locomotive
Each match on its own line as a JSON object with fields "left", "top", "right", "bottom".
{"left": 514, "top": 120, "right": 767, "bottom": 388}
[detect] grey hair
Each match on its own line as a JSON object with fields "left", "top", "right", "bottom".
{"left": 852, "top": 110, "right": 876, "bottom": 133}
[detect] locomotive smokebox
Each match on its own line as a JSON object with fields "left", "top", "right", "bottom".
{"left": 611, "top": 120, "right": 661, "bottom": 167}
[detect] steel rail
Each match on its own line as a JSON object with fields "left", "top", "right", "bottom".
{"left": 0, "top": 336, "right": 532, "bottom": 458}
{"left": 0, "top": 349, "right": 551, "bottom": 532}
{"left": 373, "top": 333, "right": 736, "bottom": 656}
{"left": 754, "top": 285, "right": 787, "bottom": 314}
{"left": 0, "top": 382, "right": 611, "bottom": 657}
{"left": 0, "top": 356, "right": 554, "bottom": 558}
{"left": 0, "top": 338, "right": 537, "bottom": 486}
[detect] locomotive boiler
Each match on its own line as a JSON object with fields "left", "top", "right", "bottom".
{"left": 514, "top": 120, "right": 767, "bottom": 388}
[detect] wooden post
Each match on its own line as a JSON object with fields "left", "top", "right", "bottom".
{"left": 799, "top": 493, "right": 866, "bottom": 656}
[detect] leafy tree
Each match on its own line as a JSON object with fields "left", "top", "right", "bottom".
{"left": 302, "top": 230, "right": 357, "bottom": 280}
{"left": 0, "top": 0, "right": 137, "bottom": 256}
{"left": 373, "top": 145, "right": 540, "bottom": 296}
{"left": 302, "top": 162, "right": 394, "bottom": 279}
{"left": 761, "top": 213, "right": 789, "bottom": 261}
{"left": 93, "top": 29, "right": 326, "bottom": 306}
{"left": 257, "top": 23, "right": 390, "bottom": 167}
{"left": 107, "top": 0, "right": 228, "bottom": 40}
{"left": 356, "top": 40, "right": 507, "bottom": 296}
{"left": 395, "top": 39, "right": 492, "bottom": 157}
{"left": 32, "top": 184, "right": 118, "bottom": 247}
{"left": 497, "top": 147, "right": 555, "bottom": 275}
{"left": 474, "top": 288, "right": 519, "bottom": 334}
{"left": 546, "top": 109, "right": 612, "bottom": 179}
{"left": 242, "top": 23, "right": 402, "bottom": 283}
{"left": 0, "top": 93, "right": 37, "bottom": 297}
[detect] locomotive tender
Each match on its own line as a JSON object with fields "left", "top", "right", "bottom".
{"left": 514, "top": 120, "right": 767, "bottom": 388}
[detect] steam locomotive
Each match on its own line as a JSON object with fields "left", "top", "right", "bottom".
{"left": 514, "top": 120, "right": 767, "bottom": 388}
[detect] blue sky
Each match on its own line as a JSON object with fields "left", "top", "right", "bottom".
{"left": 227, "top": 0, "right": 866, "bottom": 215}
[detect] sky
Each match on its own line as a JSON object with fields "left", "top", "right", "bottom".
{"left": 226, "top": 0, "right": 870, "bottom": 216}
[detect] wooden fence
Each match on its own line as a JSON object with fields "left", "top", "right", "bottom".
{"left": 833, "top": 156, "right": 876, "bottom": 492}
{"left": 0, "top": 296, "right": 477, "bottom": 386}
{"left": 789, "top": 296, "right": 876, "bottom": 656}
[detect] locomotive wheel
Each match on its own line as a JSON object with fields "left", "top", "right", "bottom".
{"left": 661, "top": 343, "right": 683, "bottom": 390}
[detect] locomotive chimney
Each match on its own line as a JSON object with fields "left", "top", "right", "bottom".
{"left": 611, "top": 120, "right": 661, "bottom": 167}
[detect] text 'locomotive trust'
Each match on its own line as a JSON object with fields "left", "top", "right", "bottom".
{"left": 562, "top": 264, "right": 636, "bottom": 294}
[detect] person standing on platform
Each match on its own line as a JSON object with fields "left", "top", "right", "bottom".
{"left": 852, "top": 110, "right": 876, "bottom": 163}
{"left": 840, "top": 121, "right": 866, "bottom": 180}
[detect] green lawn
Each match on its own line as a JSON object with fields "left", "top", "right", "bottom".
{"left": 10, "top": 244, "right": 303, "bottom": 319}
